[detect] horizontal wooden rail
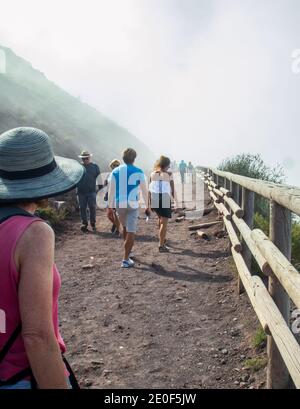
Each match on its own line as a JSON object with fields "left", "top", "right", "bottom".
{"left": 232, "top": 215, "right": 272, "bottom": 276}
{"left": 251, "top": 229, "right": 300, "bottom": 310}
{"left": 214, "top": 200, "right": 231, "bottom": 220}
{"left": 232, "top": 248, "right": 300, "bottom": 389}
{"left": 224, "top": 219, "right": 242, "bottom": 252}
{"left": 209, "top": 167, "right": 300, "bottom": 217}
{"left": 200, "top": 169, "right": 300, "bottom": 388}
{"left": 219, "top": 187, "right": 232, "bottom": 197}
{"left": 223, "top": 196, "right": 243, "bottom": 218}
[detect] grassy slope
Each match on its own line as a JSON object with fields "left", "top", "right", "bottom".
{"left": 0, "top": 45, "right": 155, "bottom": 170}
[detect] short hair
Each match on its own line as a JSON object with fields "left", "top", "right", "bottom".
{"left": 109, "top": 159, "right": 121, "bottom": 169}
{"left": 122, "top": 148, "right": 137, "bottom": 164}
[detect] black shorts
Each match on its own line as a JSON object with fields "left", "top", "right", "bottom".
{"left": 151, "top": 193, "right": 172, "bottom": 219}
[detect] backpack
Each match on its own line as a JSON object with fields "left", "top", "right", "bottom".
{"left": 0, "top": 207, "right": 80, "bottom": 389}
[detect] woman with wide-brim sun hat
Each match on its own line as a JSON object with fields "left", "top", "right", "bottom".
{"left": 0, "top": 127, "right": 84, "bottom": 389}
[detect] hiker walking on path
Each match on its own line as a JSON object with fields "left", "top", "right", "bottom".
{"left": 104, "top": 159, "right": 121, "bottom": 235}
{"left": 0, "top": 127, "right": 83, "bottom": 389}
{"left": 107, "top": 148, "right": 150, "bottom": 268}
{"left": 77, "top": 150, "right": 102, "bottom": 232}
{"left": 179, "top": 160, "right": 187, "bottom": 183}
{"left": 187, "top": 161, "right": 194, "bottom": 173}
{"left": 149, "top": 156, "right": 177, "bottom": 252}
{"left": 187, "top": 161, "right": 195, "bottom": 183}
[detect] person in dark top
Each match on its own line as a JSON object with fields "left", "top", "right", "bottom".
{"left": 77, "top": 150, "right": 102, "bottom": 232}
{"left": 179, "top": 160, "right": 187, "bottom": 183}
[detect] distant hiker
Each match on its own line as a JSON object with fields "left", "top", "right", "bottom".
{"left": 187, "top": 161, "right": 195, "bottom": 183}
{"left": 0, "top": 127, "right": 83, "bottom": 389}
{"left": 170, "top": 160, "right": 178, "bottom": 173}
{"left": 179, "top": 160, "right": 187, "bottom": 183}
{"left": 107, "top": 148, "right": 150, "bottom": 268}
{"left": 149, "top": 156, "right": 177, "bottom": 252}
{"left": 104, "top": 159, "right": 121, "bottom": 235}
{"left": 77, "top": 150, "right": 102, "bottom": 232}
{"left": 187, "top": 161, "right": 194, "bottom": 173}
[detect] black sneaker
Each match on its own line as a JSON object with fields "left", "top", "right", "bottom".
{"left": 91, "top": 225, "right": 97, "bottom": 232}
{"left": 81, "top": 224, "right": 88, "bottom": 233}
{"left": 163, "top": 240, "right": 171, "bottom": 250}
{"left": 159, "top": 245, "right": 170, "bottom": 253}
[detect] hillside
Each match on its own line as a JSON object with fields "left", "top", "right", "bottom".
{"left": 0, "top": 45, "right": 155, "bottom": 170}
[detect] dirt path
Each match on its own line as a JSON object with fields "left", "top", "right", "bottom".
{"left": 55, "top": 207, "right": 266, "bottom": 389}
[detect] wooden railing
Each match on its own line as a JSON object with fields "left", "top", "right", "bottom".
{"left": 199, "top": 168, "right": 300, "bottom": 389}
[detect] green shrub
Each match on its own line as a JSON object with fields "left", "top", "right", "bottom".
{"left": 253, "top": 327, "right": 267, "bottom": 349}
{"left": 219, "top": 153, "right": 285, "bottom": 183}
{"left": 219, "top": 153, "right": 284, "bottom": 218}
{"left": 36, "top": 206, "right": 67, "bottom": 228}
{"left": 254, "top": 212, "right": 269, "bottom": 235}
{"left": 244, "top": 357, "right": 268, "bottom": 372}
{"left": 292, "top": 221, "right": 300, "bottom": 270}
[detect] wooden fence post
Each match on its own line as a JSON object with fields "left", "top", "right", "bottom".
{"left": 267, "top": 201, "right": 292, "bottom": 389}
{"left": 231, "top": 182, "right": 240, "bottom": 205}
{"left": 239, "top": 188, "right": 255, "bottom": 294}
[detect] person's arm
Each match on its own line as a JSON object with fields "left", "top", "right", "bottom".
{"left": 139, "top": 174, "right": 150, "bottom": 211}
{"left": 169, "top": 173, "right": 179, "bottom": 209}
{"left": 96, "top": 166, "right": 103, "bottom": 191}
{"left": 108, "top": 172, "right": 116, "bottom": 208}
{"left": 148, "top": 173, "right": 153, "bottom": 209}
{"left": 16, "top": 222, "right": 68, "bottom": 389}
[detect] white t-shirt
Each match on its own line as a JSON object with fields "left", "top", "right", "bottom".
{"left": 149, "top": 171, "right": 173, "bottom": 195}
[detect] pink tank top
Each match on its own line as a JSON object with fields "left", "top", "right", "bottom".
{"left": 0, "top": 215, "right": 66, "bottom": 381}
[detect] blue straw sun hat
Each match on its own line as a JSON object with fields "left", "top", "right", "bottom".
{"left": 0, "top": 127, "right": 84, "bottom": 202}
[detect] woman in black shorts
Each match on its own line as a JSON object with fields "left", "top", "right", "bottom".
{"left": 149, "top": 156, "right": 177, "bottom": 252}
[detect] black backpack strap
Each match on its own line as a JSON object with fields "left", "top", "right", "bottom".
{"left": 62, "top": 356, "right": 80, "bottom": 389}
{"left": 0, "top": 324, "right": 22, "bottom": 364}
{"left": 0, "top": 207, "right": 34, "bottom": 224}
{"left": 0, "top": 324, "right": 35, "bottom": 388}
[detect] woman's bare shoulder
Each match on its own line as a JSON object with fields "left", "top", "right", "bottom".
{"left": 14, "top": 220, "right": 54, "bottom": 270}
{"left": 17, "top": 221, "right": 54, "bottom": 253}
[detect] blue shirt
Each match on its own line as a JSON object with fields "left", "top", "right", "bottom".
{"left": 111, "top": 164, "right": 145, "bottom": 207}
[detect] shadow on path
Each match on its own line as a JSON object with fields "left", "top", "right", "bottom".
{"left": 136, "top": 262, "right": 232, "bottom": 283}
{"left": 171, "top": 247, "right": 230, "bottom": 259}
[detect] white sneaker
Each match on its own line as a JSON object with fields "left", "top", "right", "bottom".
{"left": 128, "top": 258, "right": 135, "bottom": 266}
{"left": 121, "top": 260, "right": 132, "bottom": 268}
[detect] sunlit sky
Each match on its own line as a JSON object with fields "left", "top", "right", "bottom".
{"left": 1, "top": 0, "right": 300, "bottom": 184}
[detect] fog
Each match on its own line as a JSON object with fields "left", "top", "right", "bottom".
{"left": 1, "top": 0, "right": 300, "bottom": 184}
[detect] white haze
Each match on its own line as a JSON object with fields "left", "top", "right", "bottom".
{"left": 0, "top": 0, "right": 300, "bottom": 184}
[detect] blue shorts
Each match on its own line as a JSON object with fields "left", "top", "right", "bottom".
{"left": 0, "top": 377, "right": 72, "bottom": 389}
{"left": 0, "top": 380, "right": 31, "bottom": 389}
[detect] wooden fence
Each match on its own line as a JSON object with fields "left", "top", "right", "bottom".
{"left": 199, "top": 168, "right": 300, "bottom": 389}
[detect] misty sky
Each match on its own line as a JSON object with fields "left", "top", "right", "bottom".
{"left": 1, "top": 0, "right": 300, "bottom": 184}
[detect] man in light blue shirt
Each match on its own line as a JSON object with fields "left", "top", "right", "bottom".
{"left": 108, "top": 148, "right": 150, "bottom": 268}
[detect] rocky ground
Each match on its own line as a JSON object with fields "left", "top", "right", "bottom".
{"left": 54, "top": 205, "right": 267, "bottom": 389}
